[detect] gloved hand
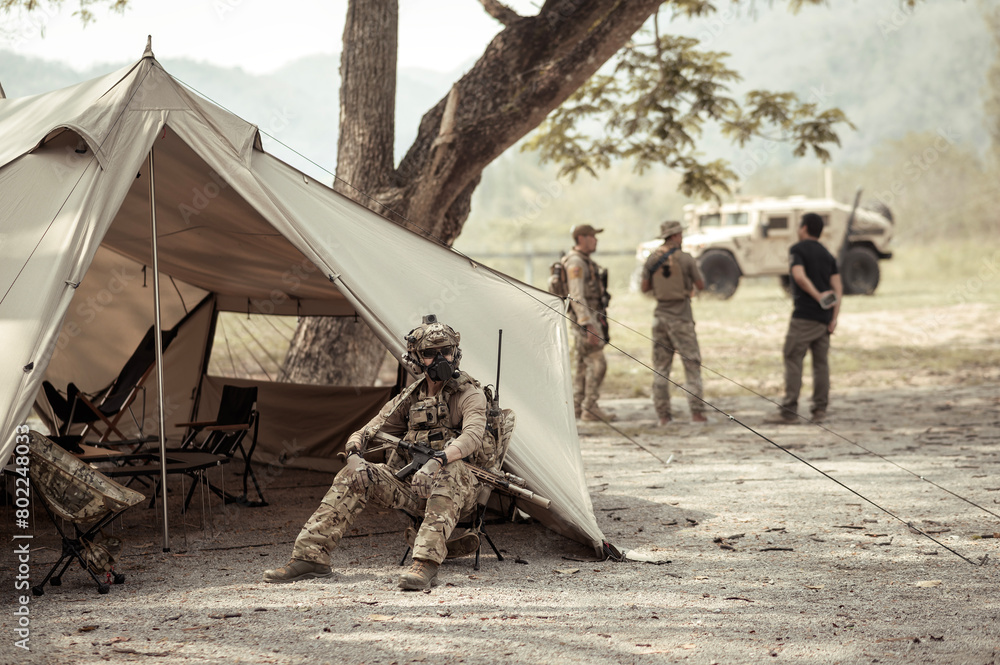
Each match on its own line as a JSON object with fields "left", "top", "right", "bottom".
{"left": 410, "top": 458, "right": 442, "bottom": 499}
{"left": 343, "top": 453, "right": 370, "bottom": 493}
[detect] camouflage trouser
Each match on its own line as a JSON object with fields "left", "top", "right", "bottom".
{"left": 291, "top": 458, "right": 479, "bottom": 566}
{"left": 652, "top": 300, "right": 704, "bottom": 419}
{"left": 782, "top": 317, "right": 831, "bottom": 415}
{"left": 571, "top": 323, "right": 607, "bottom": 415}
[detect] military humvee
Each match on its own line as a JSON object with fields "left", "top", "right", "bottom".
{"left": 635, "top": 194, "right": 894, "bottom": 298}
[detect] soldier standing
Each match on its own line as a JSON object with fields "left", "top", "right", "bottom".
{"left": 641, "top": 220, "right": 707, "bottom": 425}
{"left": 263, "top": 315, "right": 488, "bottom": 590}
{"left": 563, "top": 224, "right": 614, "bottom": 422}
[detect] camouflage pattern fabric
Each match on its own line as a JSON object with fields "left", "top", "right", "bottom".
{"left": 28, "top": 431, "right": 145, "bottom": 524}
{"left": 291, "top": 456, "right": 478, "bottom": 566}
{"left": 651, "top": 300, "right": 704, "bottom": 419}
{"left": 571, "top": 323, "right": 607, "bottom": 416}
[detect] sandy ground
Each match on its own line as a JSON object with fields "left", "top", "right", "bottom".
{"left": 3, "top": 366, "right": 999, "bottom": 665}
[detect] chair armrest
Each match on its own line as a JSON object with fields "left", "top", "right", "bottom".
{"left": 203, "top": 423, "right": 250, "bottom": 432}
{"left": 175, "top": 420, "right": 218, "bottom": 428}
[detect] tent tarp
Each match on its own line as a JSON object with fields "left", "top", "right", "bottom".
{"left": 0, "top": 51, "right": 605, "bottom": 553}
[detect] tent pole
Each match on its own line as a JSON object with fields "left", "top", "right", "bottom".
{"left": 148, "top": 145, "right": 171, "bottom": 552}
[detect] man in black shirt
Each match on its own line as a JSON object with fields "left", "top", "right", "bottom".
{"left": 770, "top": 213, "right": 842, "bottom": 423}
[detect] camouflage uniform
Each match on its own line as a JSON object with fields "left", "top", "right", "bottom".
{"left": 563, "top": 248, "right": 609, "bottom": 418}
{"left": 291, "top": 372, "right": 487, "bottom": 566}
{"left": 643, "top": 242, "right": 705, "bottom": 420}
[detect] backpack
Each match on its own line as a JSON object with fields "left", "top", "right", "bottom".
{"left": 548, "top": 254, "right": 568, "bottom": 298}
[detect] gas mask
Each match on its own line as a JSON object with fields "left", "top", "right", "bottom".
{"left": 423, "top": 348, "right": 460, "bottom": 382}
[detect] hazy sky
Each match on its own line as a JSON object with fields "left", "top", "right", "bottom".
{"left": 1, "top": 0, "right": 533, "bottom": 73}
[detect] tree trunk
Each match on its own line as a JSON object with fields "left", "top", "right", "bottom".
{"left": 284, "top": 0, "right": 663, "bottom": 385}
{"left": 282, "top": 0, "right": 398, "bottom": 385}
{"left": 281, "top": 316, "right": 386, "bottom": 385}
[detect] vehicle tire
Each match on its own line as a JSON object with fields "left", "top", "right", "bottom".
{"left": 698, "top": 251, "right": 741, "bottom": 299}
{"left": 841, "top": 246, "right": 880, "bottom": 295}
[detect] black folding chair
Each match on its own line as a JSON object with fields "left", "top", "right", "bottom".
{"left": 172, "top": 385, "right": 267, "bottom": 510}
{"left": 42, "top": 325, "right": 178, "bottom": 443}
{"left": 27, "top": 431, "right": 145, "bottom": 596}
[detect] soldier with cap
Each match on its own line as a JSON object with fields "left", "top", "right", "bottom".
{"left": 263, "top": 315, "right": 489, "bottom": 590}
{"left": 563, "top": 224, "right": 614, "bottom": 421}
{"left": 641, "top": 220, "right": 707, "bottom": 425}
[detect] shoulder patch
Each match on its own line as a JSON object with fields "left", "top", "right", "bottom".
{"left": 567, "top": 265, "right": 583, "bottom": 279}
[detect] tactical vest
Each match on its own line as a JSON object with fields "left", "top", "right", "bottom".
{"left": 393, "top": 372, "right": 498, "bottom": 470}
{"left": 650, "top": 246, "right": 690, "bottom": 301}
{"left": 563, "top": 250, "right": 607, "bottom": 314}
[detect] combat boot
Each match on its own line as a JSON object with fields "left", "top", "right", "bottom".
{"left": 398, "top": 558, "right": 439, "bottom": 590}
{"left": 581, "top": 406, "right": 616, "bottom": 422}
{"left": 445, "top": 532, "right": 481, "bottom": 559}
{"left": 262, "top": 559, "right": 333, "bottom": 584}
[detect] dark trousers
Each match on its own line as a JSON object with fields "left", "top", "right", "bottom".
{"left": 781, "top": 318, "right": 831, "bottom": 415}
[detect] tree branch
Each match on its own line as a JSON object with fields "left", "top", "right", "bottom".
{"left": 478, "top": 0, "right": 522, "bottom": 25}
{"left": 397, "top": 0, "right": 664, "bottom": 240}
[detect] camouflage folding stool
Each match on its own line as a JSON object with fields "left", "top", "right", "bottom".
{"left": 26, "top": 431, "right": 145, "bottom": 596}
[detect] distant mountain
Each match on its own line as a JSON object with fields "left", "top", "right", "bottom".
{"left": 0, "top": 50, "right": 462, "bottom": 182}
{"left": 1, "top": 0, "right": 990, "bottom": 172}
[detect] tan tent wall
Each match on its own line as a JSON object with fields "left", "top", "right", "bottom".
{"left": 37, "top": 247, "right": 210, "bottom": 441}
{"left": 197, "top": 375, "right": 392, "bottom": 474}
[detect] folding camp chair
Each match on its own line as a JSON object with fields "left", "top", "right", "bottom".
{"left": 26, "top": 431, "right": 145, "bottom": 596}
{"left": 172, "top": 384, "right": 266, "bottom": 510}
{"left": 42, "top": 325, "right": 178, "bottom": 443}
{"left": 400, "top": 407, "right": 517, "bottom": 571}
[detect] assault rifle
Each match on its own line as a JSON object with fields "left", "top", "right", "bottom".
{"left": 371, "top": 430, "right": 551, "bottom": 509}
{"left": 598, "top": 265, "right": 611, "bottom": 343}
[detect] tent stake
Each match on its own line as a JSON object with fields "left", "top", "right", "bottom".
{"left": 148, "top": 145, "right": 171, "bottom": 552}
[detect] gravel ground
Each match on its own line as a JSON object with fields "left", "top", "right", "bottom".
{"left": 3, "top": 380, "right": 999, "bottom": 665}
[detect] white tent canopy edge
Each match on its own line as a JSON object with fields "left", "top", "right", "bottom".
{"left": 0, "top": 46, "right": 607, "bottom": 555}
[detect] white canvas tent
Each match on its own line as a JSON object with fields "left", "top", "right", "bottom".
{"left": 0, "top": 43, "right": 607, "bottom": 554}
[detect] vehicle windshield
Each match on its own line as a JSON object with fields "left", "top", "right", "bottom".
{"left": 698, "top": 212, "right": 748, "bottom": 228}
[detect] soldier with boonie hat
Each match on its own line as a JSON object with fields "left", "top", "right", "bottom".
{"left": 640, "top": 219, "right": 707, "bottom": 425}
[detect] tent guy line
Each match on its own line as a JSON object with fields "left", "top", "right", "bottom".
{"left": 594, "top": 298, "right": 1000, "bottom": 524}
{"left": 563, "top": 299, "right": 990, "bottom": 566}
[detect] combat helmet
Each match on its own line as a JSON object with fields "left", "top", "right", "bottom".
{"left": 401, "top": 314, "right": 462, "bottom": 379}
